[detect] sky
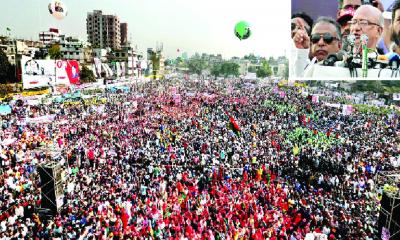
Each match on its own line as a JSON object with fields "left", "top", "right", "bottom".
{"left": 1, "top": 0, "right": 291, "bottom": 59}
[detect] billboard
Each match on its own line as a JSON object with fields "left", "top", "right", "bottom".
{"left": 22, "top": 56, "right": 80, "bottom": 89}
{"left": 55, "top": 60, "right": 80, "bottom": 85}
{"left": 21, "top": 56, "right": 53, "bottom": 89}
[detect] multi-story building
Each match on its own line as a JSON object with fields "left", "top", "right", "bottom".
{"left": 120, "top": 23, "right": 128, "bottom": 46}
{"left": 86, "top": 10, "right": 121, "bottom": 50}
{"left": 0, "top": 41, "right": 17, "bottom": 64}
{"left": 39, "top": 28, "right": 60, "bottom": 45}
{"left": 200, "top": 53, "right": 223, "bottom": 64}
{"left": 58, "top": 35, "right": 87, "bottom": 63}
{"left": 0, "top": 37, "right": 41, "bottom": 64}
{"left": 92, "top": 48, "right": 108, "bottom": 62}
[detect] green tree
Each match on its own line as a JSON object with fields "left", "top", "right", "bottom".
{"left": 48, "top": 44, "right": 62, "bottom": 59}
{"left": 187, "top": 58, "right": 207, "bottom": 75}
{"left": 79, "top": 65, "right": 96, "bottom": 83}
{"left": 210, "top": 63, "right": 222, "bottom": 79}
{"left": 219, "top": 62, "right": 240, "bottom": 77}
{"left": 0, "top": 50, "right": 12, "bottom": 84}
{"left": 149, "top": 51, "right": 160, "bottom": 80}
{"left": 284, "top": 61, "right": 289, "bottom": 79}
{"left": 256, "top": 60, "right": 272, "bottom": 78}
{"left": 351, "top": 81, "right": 383, "bottom": 93}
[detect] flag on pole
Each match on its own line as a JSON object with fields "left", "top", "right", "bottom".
{"left": 225, "top": 111, "right": 241, "bottom": 136}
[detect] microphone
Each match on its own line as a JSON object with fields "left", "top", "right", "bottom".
{"left": 361, "top": 34, "right": 369, "bottom": 77}
{"left": 336, "top": 50, "right": 347, "bottom": 61}
{"left": 388, "top": 53, "right": 400, "bottom": 70}
{"left": 323, "top": 54, "right": 339, "bottom": 66}
{"left": 324, "top": 50, "right": 353, "bottom": 67}
{"left": 374, "top": 55, "right": 389, "bottom": 69}
{"left": 347, "top": 34, "right": 356, "bottom": 47}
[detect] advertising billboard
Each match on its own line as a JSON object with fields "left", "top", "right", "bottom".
{"left": 22, "top": 56, "right": 80, "bottom": 89}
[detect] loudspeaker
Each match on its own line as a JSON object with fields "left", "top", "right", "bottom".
{"left": 38, "top": 162, "right": 65, "bottom": 214}
{"left": 377, "top": 192, "right": 400, "bottom": 239}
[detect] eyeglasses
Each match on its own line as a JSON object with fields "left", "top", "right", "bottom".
{"left": 341, "top": 4, "right": 360, "bottom": 10}
{"left": 348, "top": 19, "right": 381, "bottom": 28}
{"left": 310, "top": 33, "right": 339, "bottom": 44}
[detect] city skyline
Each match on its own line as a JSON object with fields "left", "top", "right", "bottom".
{"left": 1, "top": 0, "right": 290, "bottom": 59}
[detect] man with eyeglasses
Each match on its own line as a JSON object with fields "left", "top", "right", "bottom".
{"left": 349, "top": 5, "right": 383, "bottom": 53}
{"left": 291, "top": 17, "right": 342, "bottom": 78}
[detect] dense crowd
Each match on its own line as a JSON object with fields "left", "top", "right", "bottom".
{"left": 0, "top": 79, "right": 399, "bottom": 239}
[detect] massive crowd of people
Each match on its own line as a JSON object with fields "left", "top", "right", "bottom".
{"left": 0, "top": 79, "right": 399, "bottom": 239}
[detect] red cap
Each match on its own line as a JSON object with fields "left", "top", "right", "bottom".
{"left": 337, "top": 8, "right": 355, "bottom": 25}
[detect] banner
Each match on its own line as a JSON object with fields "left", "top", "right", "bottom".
{"left": 21, "top": 56, "right": 52, "bottom": 89}
{"left": 26, "top": 99, "right": 41, "bottom": 106}
{"left": 170, "top": 87, "right": 177, "bottom": 95}
{"left": 25, "top": 114, "right": 56, "bottom": 124}
{"left": 93, "top": 58, "right": 102, "bottom": 77}
{"left": 325, "top": 102, "right": 341, "bottom": 108}
{"left": 173, "top": 94, "right": 181, "bottom": 104}
{"left": 116, "top": 62, "right": 121, "bottom": 77}
{"left": 120, "top": 62, "right": 126, "bottom": 77}
{"left": 22, "top": 56, "right": 80, "bottom": 89}
{"left": 342, "top": 105, "right": 354, "bottom": 115}
{"left": 393, "top": 93, "right": 400, "bottom": 100}
{"left": 55, "top": 60, "right": 80, "bottom": 85}
{"left": 21, "top": 89, "right": 50, "bottom": 96}
{"left": 227, "top": 86, "right": 233, "bottom": 94}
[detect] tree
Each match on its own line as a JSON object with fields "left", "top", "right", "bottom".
{"left": 284, "top": 61, "right": 289, "bottom": 79}
{"left": 211, "top": 63, "right": 222, "bottom": 79}
{"left": 80, "top": 65, "right": 96, "bottom": 83}
{"left": 48, "top": 44, "right": 62, "bottom": 59}
{"left": 351, "top": 81, "right": 383, "bottom": 93}
{"left": 149, "top": 50, "right": 160, "bottom": 80}
{"left": 187, "top": 58, "right": 207, "bottom": 75}
{"left": 0, "top": 50, "right": 12, "bottom": 84}
{"left": 256, "top": 60, "right": 272, "bottom": 78}
{"left": 219, "top": 62, "right": 240, "bottom": 78}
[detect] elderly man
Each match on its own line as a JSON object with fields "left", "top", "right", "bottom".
{"left": 291, "top": 16, "right": 342, "bottom": 78}
{"left": 348, "top": 5, "right": 383, "bottom": 52}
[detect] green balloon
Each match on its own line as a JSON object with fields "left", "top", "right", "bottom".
{"left": 234, "top": 21, "right": 251, "bottom": 40}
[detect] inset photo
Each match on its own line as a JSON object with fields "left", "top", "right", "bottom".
{"left": 290, "top": 0, "right": 400, "bottom": 80}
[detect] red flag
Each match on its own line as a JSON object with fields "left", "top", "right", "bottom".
{"left": 229, "top": 116, "right": 241, "bottom": 132}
